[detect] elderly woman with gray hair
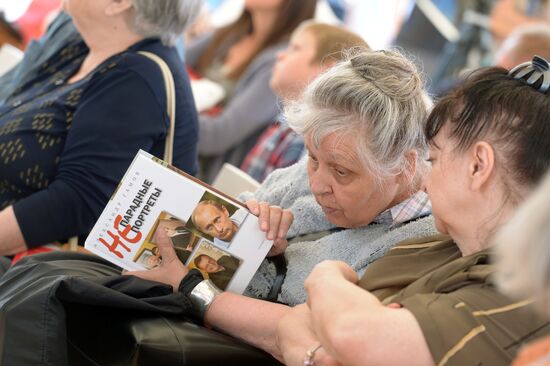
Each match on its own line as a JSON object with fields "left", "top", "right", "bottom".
{"left": 131, "top": 48, "right": 437, "bottom": 360}
{"left": 240, "top": 48, "right": 437, "bottom": 305}
{"left": 0, "top": 0, "right": 201, "bottom": 254}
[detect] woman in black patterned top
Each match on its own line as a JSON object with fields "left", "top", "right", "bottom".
{"left": 0, "top": 0, "right": 201, "bottom": 254}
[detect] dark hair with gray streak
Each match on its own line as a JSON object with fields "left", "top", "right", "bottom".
{"left": 130, "top": 0, "right": 202, "bottom": 46}
{"left": 425, "top": 67, "right": 550, "bottom": 203}
{"left": 286, "top": 48, "right": 432, "bottom": 186}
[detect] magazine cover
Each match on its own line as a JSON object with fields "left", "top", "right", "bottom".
{"left": 85, "top": 150, "right": 273, "bottom": 293}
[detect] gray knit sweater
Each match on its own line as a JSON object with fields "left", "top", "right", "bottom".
{"left": 241, "top": 158, "right": 438, "bottom": 306}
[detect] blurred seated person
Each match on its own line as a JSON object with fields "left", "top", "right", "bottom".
{"left": 490, "top": 0, "right": 550, "bottom": 43}
{"left": 240, "top": 21, "right": 368, "bottom": 182}
{"left": 277, "top": 57, "right": 550, "bottom": 366}
{"left": 494, "top": 23, "right": 550, "bottom": 69}
{"left": 435, "top": 23, "right": 550, "bottom": 96}
{"left": 185, "top": 0, "right": 316, "bottom": 182}
{"left": 0, "top": 0, "right": 201, "bottom": 255}
{"left": 495, "top": 171, "right": 550, "bottom": 366}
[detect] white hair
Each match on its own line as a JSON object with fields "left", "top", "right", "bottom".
{"left": 494, "top": 170, "right": 550, "bottom": 318}
{"left": 286, "top": 48, "right": 432, "bottom": 185}
{"left": 130, "top": 0, "right": 202, "bottom": 46}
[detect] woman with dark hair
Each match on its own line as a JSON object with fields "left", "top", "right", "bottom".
{"left": 185, "top": 0, "right": 317, "bottom": 181}
{"left": 277, "top": 58, "right": 550, "bottom": 366}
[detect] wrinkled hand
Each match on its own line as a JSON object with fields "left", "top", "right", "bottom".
{"left": 246, "top": 199, "right": 293, "bottom": 257}
{"left": 125, "top": 239, "right": 188, "bottom": 292}
{"left": 304, "top": 261, "right": 358, "bottom": 304}
{"left": 277, "top": 304, "right": 342, "bottom": 366}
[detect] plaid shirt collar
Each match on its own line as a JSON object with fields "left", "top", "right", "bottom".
{"left": 372, "top": 190, "right": 431, "bottom": 227}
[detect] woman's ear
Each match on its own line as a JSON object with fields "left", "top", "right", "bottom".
{"left": 469, "top": 141, "right": 495, "bottom": 191}
{"left": 397, "top": 149, "right": 418, "bottom": 185}
{"left": 105, "top": 0, "right": 133, "bottom": 16}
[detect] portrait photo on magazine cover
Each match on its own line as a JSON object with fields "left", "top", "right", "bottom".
{"left": 185, "top": 191, "right": 248, "bottom": 249}
{"left": 188, "top": 239, "right": 242, "bottom": 290}
{"left": 133, "top": 211, "right": 200, "bottom": 269}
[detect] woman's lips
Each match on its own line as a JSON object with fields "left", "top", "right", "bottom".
{"left": 320, "top": 205, "right": 338, "bottom": 214}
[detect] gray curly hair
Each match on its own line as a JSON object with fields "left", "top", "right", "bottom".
{"left": 286, "top": 48, "right": 432, "bottom": 185}
{"left": 130, "top": 0, "right": 202, "bottom": 46}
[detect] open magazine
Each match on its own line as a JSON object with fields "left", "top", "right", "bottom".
{"left": 85, "top": 150, "right": 272, "bottom": 294}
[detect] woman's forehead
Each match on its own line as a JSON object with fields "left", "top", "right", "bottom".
{"left": 429, "top": 123, "right": 454, "bottom": 151}
{"left": 307, "top": 133, "right": 360, "bottom": 163}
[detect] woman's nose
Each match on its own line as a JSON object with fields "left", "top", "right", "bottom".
{"left": 309, "top": 170, "right": 331, "bottom": 195}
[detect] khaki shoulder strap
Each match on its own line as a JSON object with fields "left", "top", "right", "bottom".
{"left": 138, "top": 50, "right": 176, "bottom": 165}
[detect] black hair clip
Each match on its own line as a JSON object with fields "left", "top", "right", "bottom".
{"left": 509, "top": 55, "right": 550, "bottom": 93}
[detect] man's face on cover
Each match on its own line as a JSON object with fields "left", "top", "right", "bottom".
{"left": 197, "top": 255, "right": 223, "bottom": 273}
{"left": 194, "top": 204, "right": 236, "bottom": 241}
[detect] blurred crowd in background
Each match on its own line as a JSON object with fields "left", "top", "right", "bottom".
{"left": 1, "top": 0, "right": 549, "bottom": 91}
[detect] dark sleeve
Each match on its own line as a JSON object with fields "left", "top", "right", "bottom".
{"left": 178, "top": 268, "right": 206, "bottom": 295}
{"left": 400, "top": 285, "right": 550, "bottom": 366}
{"left": 13, "top": 68, "right": 167, "bottom": 247}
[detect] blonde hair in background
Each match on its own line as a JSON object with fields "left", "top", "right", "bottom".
{"left": 295, "top": 20, "right": 370, "bottom": 65}
{"left": 494, "top": 170, "right": 550, "bottom": 318}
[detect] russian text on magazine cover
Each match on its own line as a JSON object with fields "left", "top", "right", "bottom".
{"left": 85, "top": 150, "right": 273, "bottom": 294}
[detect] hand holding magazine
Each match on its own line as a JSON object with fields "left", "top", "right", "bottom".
{"left": 85, "top": 150, "right": 276, "bottom": 294}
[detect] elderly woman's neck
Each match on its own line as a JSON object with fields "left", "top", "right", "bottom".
{"left": 453, "top": 197, "right": 517, "bottom": 257}
{"left": 70, "top": 24, "right": 144, "bottom": 83}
